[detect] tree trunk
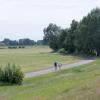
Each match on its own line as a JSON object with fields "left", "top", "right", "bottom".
{"left": 97, "top": 49, "right": 100, "bottom": 56}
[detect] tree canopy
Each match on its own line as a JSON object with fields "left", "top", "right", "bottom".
{"left": 43, "top": 8, "right": 100, "bottom": 56}
{"left": 43, "top": 23, "right": 62, "bottom": 50}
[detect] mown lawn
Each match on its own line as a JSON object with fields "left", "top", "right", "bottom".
{"left": 0, "top": 46, "right": 81, "bottom": 73}
{"left": 0, "top": 58, "right": 100, "bottom": 100}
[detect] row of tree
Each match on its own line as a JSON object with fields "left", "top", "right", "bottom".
{"left": 0, "top": 38, "right": 45, "bottom": 46}
{"left": 43, "top": 8, "right": 100, "bottom": 56}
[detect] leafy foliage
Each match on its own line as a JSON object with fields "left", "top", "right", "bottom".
{"left": 0, "top": 64, "right": 24, "bottom": 85}
{"left": 43, "top": 8, "right": 100, "bottom": 56}
{"left": 43, "top": 23, "right": 62, "bottom": 51}
{"left": 58, "top": 48, "right": 67, "bottom": 54}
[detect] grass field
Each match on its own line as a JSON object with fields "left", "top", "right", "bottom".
{"left": 0, "top": 46, "right": 81, "bottom": 73}
{"left": 0, "top": 58, "right": 100, "bottom": 100}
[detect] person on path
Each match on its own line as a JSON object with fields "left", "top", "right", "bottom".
{"left": 58, "top": 63, "right": 62, "bottom": 70}
{"left": 54, "top": 62, "right": 57, "bottom": 71}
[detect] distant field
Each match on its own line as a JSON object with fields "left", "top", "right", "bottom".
{"left": 0, "top": 58, "right": 99, "bottom": 100}
{"left": 0, "top": 46, "right": 81, "bottom": 73}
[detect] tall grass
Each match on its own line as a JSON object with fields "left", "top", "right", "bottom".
{"left": 0, "top": 64, "right": 24, "bottom": 85}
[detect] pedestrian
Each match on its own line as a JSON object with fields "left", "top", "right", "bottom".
{"left": 54, "top": 62, "right": 57, "bottom": 71}
{"left": 58, "top": 63, "right": 62, "bottom": 70}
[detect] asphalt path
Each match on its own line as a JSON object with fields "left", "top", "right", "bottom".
{"left": 25, "top": 59, "right": 95, "bottom": 78}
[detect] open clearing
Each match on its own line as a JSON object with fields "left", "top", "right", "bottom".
{"left": 0, "top": 46, "right": 81, "bottom": 73}
{"left": 0, "top": 46, "right": 99, "bottom": 100}
{"left": 0, "top": 58, "right": 100, "bottom": 100}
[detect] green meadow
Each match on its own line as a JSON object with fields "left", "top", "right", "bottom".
{"left": 0, "top": 58, "right": 100, "bottom": 100}
{"left": 0, "top": 46, "right": 81, "bottom": 73}
{"left": 0, "top": 46, "right": 99, "bottom": 100}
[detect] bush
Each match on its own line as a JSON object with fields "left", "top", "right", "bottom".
{"left": 0, "top": 64, "right": 24, "bottom": 85}
{"left": 8, "top": 46, "right": 17, "bottom": 49}
{"left": 19, "top": 46, "right": 25, "bottom": 48}
{"left": 58, "top": 48, "right": 67, "bottom": 54}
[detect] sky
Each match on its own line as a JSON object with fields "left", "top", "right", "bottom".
{"left": 0, "top": 0, "right": 100, "bottom": 41}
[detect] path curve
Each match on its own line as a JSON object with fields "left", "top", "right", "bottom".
{"left": 25, "top": 59, "right": 95, "bottom": 78}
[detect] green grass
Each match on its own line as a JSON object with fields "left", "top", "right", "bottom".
{"left": 0, "top": 46, "right": 81, "bottom": 73}
{"left": 0, "top": 58, "right": 100, "bottom": 100}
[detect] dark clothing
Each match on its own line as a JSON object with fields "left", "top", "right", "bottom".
{"left": 54, "top": 62, "right": 57, "bottom": 71}
{"left": 54, "top": 62, "right": 57, "bottom": 67}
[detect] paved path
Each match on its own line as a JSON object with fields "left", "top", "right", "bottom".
{"left": 25, "top": 59, "right": 95, "bottom": 78}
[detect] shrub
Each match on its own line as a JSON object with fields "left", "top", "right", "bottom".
{"left": 19, "top": 46, "right": 25, "bottom": 48}
{"left": 21, "top": 46, "right": 25, "bottom": 48}
{"left": 8, "top": 46, "right": 17, "bottom": 49}
{"left": 0, "top": 64, "right": 24, "bottom": 85}
{"left": 58, "top": 48, "right": 67, "bottom": 54}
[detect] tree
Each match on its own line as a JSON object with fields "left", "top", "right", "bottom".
{"left": 2, "top": 38, "right": 18, "bottom": 46}
{"left": 37, "top": 40, "right": 44, "bottom": 45}
{"left": 19, "top": 38, "right": 35, "bottom": 46}
{"left": 64, "top": 20, "right": 78, "bottom": 53}
{"left": 76, "top": 8, "right": 100, "bottom": 56}
{"left": 43, "top": 8, "right": 100, "bottom": 56}
{"left": 43, "top": 23, "right": 62, "bottom": 51}
{"left": 58, "top": 29, "right": 68, "bottom": 49}
{"left": 2, "top": 38, "right": 11, "bottom": 45}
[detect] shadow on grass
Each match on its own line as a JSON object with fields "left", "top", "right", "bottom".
{"left": 0, "top": 82, "right": 13, "bottom": 86}
{"left": 50, "top": 50, "right": 97, "bottom": 60}
{"left": 0, "top": 82, "right": 22, "bottom": 86}
{"left": 63, "top": 88, "right": 71, "bottom": 93}
{"left": 71, "top": 68, "right": 85, "bottom": 73}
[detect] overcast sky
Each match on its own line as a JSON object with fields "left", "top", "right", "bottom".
{"left": 0, "top": 0, "right": 100, "bottom": 41}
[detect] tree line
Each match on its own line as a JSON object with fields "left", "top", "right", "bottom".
{"left": 43, "top": 8, "right": 100, "bottom": 56}
{"left": 0, "top": 38, "right": 45, "bottom": 46}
